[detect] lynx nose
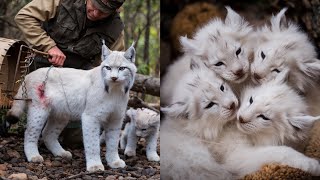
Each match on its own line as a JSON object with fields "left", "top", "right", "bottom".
{"left": 239, "top": 116, "right": 245, "bottom": 123}
{"left": 234, "top": 69, "right": 244, "bottom": 77}
{"left": 111, "top": 77, "right": 118, "bottom": 81}
{"left": 228, "top": 102, "right": 236, "bottom": 110}
{"left": 253, "top": 73, "right": 262, "bottom": 80}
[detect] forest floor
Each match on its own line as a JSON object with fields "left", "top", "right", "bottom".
{"left": 0, "top": 133, "right": 160, "bottom": 180}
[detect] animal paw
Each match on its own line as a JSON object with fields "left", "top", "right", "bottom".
{"left": 30, "top": 155, "right": 44, "bottom": 163}
{"left": 108, "top": 159, "right": 126, "bottom": 168}
{"left": 59, "top": 151, "right": 72, "bottom": 159}
{"left": 147, "top": 153, "right": 160, "bottom": 162}
{"left": 124, "top": 149, "right": 136, "bottom": 157}
{"left": 87, "top": 164, "right": 105, "bottom": 172}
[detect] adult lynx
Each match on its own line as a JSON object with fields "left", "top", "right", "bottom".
{"left": 5, "top": 41, "right": 137, "bottom": 172}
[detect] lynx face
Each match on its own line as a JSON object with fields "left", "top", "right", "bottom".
{"left": 250, "top": 8, "right": 320, "bottom": 93}
{"left": 179, "top": 7, "right": 252, "bottom": 84}
{"left": 100, "top": 41, "right": 137, "bottom": 93}
{"left": 133, "top": 108, "right": 160, "bottom": 138}
{"left": 236, "top": 74, "right": 318, "bottom": 143}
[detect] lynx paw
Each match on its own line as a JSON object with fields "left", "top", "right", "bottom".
{"left": 59, "top": 151, "right": 72, "bottom": 159}
{"left": 30, "top": 155, "right": 44, "bottom": 163}
{"left": 108, "top": 159, "right": 126, "bottom": 168}
{"left": 147, "top": 153, "right": 160, "bottom": 162}
{"left": 87, "top": 164, "right": 105, "bottom": 172}
{"left": 124, "top": 149, "right": 136, "bottom": 157}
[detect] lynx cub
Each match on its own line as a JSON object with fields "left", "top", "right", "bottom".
{"left": 120, "top": 108, "right": 160, "bottom": 161}
{"left": 211, "top": 73, "right": 320, "bottom": 178}
{"left": 5, "top": 41, "right": 137, "bottom": 172}
{"left": 161, "top": 60, "right": 237, "bottom": 179}
{"left": 161, "top": 6, "right": 253, "bottom": 105}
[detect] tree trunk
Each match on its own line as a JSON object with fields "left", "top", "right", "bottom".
{"left": 131, "top": 73, "right": 160, "bottom": 97}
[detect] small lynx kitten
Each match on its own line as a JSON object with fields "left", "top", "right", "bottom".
{"left": 120, "top": 108, "right": 160, "bottom": 161}
{"left": 161, "top": 60, "right": 238, "bottom": 179}
{"left": 161, "top": 6, "right": 253, "bottom": 105}
{"left": 5, "top": 41, "right": 137, "bottom": 172}
{"left": 211, "top": 73, "right": 320, "bottom": 178}
{"left": 251, "top": 8, "right": 320, "bottom": 94}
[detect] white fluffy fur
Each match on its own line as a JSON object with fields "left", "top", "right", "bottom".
{"left": 7, "top": 41, "right": 137, "bottom": 172}
{"left": 161, "top": 6, "right": 253, "bottom": 105}
{"left": 251, "top": 8, "right": 320, "bottom": 94}
{"left": 120, "top": 108, "right": 160, "bottom": 162}
{"left": 161, "top": 60, "right": 238, "bottom": 179}
{"left": 210, "top": 75, "right": 320, "bottom": 178}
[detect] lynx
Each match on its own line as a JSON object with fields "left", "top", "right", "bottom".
{"left": 161, "top": 6, "right": 253, "bottom": 105}
{"left": 5, "top": 41, "right": 137, "bottom": 172}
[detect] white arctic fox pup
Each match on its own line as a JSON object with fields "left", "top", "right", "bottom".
{"left": 120, "top": 108, "right": 160, "bottom": 162}
{"left": 211, "top": 72, "right": 320, "bottom": 178}
{"left": 161, "top": 60, "right": 238, "bottom": 179}
{"left": 6, "top": 41, "right": 137, "bottom": 172}
{"left": 161, "top": 6, "right": 253, "bottom": 105}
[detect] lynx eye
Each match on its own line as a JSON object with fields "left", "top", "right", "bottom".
{"left": 205, "top": 102, "right": 216, "bottom": 109}
{"left": 261, "top": 51, "right": 266, "bottom": 59}
{"left": 236, "top": 48, "right": 241, "bottom": 56}
{"left": 105, "top": 66, "right": 111, "bottom": 70}
{"left": 257, "top": 114, "right": 270, "bottom": 120}
{"left": 141, "top": 128, "right": 147, "bottom": 131}
{"left": 215, "top": 62, "right": 224, "bottom": 66}
{"left": 272, "top": 68, "right": 280, "bottom": 73}
{"left": 220, "top": 85, "right": 224, "bottom": 92}
{"left": 249, "top": 96, "right": 253, "bottom": 104}
{"left": 119, "top": 67, "right": 126, "bottom": 71}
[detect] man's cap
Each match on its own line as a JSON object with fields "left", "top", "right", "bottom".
{"left": 91, "top": 0, "right": 125, "bottom": 14}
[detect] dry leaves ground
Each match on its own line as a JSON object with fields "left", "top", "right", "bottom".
{"left": 0, "top": 134, "right": 160, "bottom": 180}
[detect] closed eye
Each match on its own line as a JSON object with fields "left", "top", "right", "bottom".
{"left": 205, "top": 102, "right": 216, "bottom": 109}
{"left": 105, "top": 66, "right": 111, "bottom": 70}
{"left": 257, "top": 114, "right": 270, "bottom": 120}
{"left": 141, "top": 128, "right": 147, "bottom": 131}
{"left": 272, "top": 69, "right": 280, "bottom": 73}
{"left": 215, "top": 62, "right": 224, "bottom": 66}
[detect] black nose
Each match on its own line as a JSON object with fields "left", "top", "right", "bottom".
{"left": 239, "top": 116, "right": 245, "bottom": 123}
{"left": 112, "top": 77, "right": 118, "bottom": 81}
{"left": 234, "top": 69, "right": 244, "bottom": 77}
{"left": 229, "top": 102, "right": 235, "bottom": 110}
{"left": 253, "top": 73, "right": 261, "bottom": 80}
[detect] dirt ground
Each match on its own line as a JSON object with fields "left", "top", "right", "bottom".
{"left": 0, "top": 134, "right": 160, "bottom": 180}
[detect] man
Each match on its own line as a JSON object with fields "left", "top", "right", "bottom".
{"left": 15, "top": 0, "right": 125, "bottom": 69}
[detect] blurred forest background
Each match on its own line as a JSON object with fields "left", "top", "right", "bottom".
{"left": 160, "top": 0, "right": 320, "bottom": 77}
{"left": 0, "top": 0, "right": 160, "bottom": 77}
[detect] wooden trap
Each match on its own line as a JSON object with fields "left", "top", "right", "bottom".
{"left": 0, "top": 37, "right": 49, "bottom": 109}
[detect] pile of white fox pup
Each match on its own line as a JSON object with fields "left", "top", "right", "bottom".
{"left": 161, "top": 7, "right": 320, "bottom": 180}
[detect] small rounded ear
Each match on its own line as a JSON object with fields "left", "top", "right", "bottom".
{"left": 297, "top": 58, "right": 320, "bottom": 79}
{"left": 289, "top": 115, "right": 320, "bottom": 130}
{"left": 126, "top": 108, "right": 137, "bottom": 121}
{"left": 161, "top": 102, "right": 188, "bottom": 119}
{"left": 124, "top": 42, "right": 136, "bottom": 63}
{"left": 101, "top": 39, "right": 111, "bottom": 61}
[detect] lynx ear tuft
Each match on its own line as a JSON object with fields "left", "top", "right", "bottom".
{"left": 101, "top": 39, "right": 111, "bottom": 61}
{"left": 124, "top": 42, "right": 136, "bottom": 63}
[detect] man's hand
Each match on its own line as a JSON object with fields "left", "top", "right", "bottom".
{"left": 48, "top": 46, "right": 66, "bottom": 66}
